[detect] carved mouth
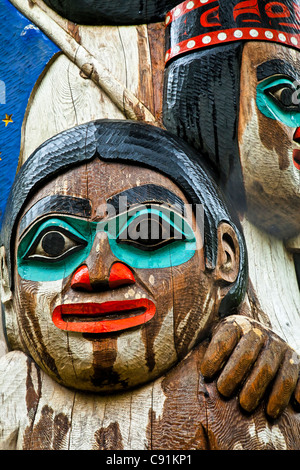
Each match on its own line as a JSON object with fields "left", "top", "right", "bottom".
{"left": 293, "top": 149, "right": 300, "bottom": 170}
{"left": 52, "top": 299, "right": 156, "bottom": 333}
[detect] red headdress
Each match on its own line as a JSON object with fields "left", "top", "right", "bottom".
{"left": 165, "top": 0, "right": 300, "bottom": 64}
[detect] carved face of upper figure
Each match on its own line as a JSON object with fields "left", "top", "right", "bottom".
{"left": 238, "top": 41, "right": 300, "bottom": 237}
{"left": 8, "top": 157, "right": 240, "bottom": 392}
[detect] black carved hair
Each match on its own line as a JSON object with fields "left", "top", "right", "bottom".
{"left": 0, "top": 120, "right": 248, "bottom": 315}
{"left": 163, "top": 42, "right": 246, "bottom": 212}
{"left": 42, "top": 0, "right": 179, "bottom": 25}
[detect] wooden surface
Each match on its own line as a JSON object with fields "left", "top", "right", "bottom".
{"left": 42, "top": 0, "right": 179, "bottom": 25}
{"left": 19, "top": 21, "right": 165, "bottom": 166}
{"left": 1, "top": 342, "right": 300, "bottom": 450}
{"left": 242, "top": 217, "right": 300, "bottom": 352}
{"left": 238, "top": 42, "right": 300, "bottom": 240}
{"left": 10, "top": 0, "right": 161, "bottom": 130}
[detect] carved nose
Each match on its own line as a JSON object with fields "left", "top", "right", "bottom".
{"left": 71, "top": 265, "right": 93, "bottom": 291}
{"left": 71, "top": 262, "right": 135, "bottom": 292}
{"left": 108, "top": 262, "right": 136, "bottom": 289}
{"left": 293, "top": 127, "right": 300, "bottom": 144}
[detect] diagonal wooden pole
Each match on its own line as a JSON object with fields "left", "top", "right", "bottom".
{"left": 9, "top": 0, "right": 160, "bottom": 125}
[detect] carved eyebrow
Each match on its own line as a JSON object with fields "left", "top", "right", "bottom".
{"left": 19, "top": 186, "right": 185, "bottom": 237}
{"left": 19, "top": 195, "right": 92, "bottom": 237}
{"left": 106, "top": 184, "right": 185, "bottom": 215}
{"left": 257, "top": 59, "right": 299, "bottom": 82}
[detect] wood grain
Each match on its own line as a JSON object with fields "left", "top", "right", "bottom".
{"left": 1, "top": 344, "right": 300, "bottom": 450}
{"left": 18, "top": 21, "right": 164, "bottom": 166}
{"left": 10, "top": 0, "right": 158, "bottom": 126}
{"left": 242, "top": 217, "right": 300, "bottom": 353}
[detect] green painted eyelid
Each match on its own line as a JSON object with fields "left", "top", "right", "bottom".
{"left": 256, "top": 76, "right": 300, "bottom": 127}
{"left": 108, "top": 237, "right": 196, "bottom": 270}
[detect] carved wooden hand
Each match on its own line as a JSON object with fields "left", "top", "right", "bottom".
{"left": 201, "top": 315, "right": 300, "bottom": 419}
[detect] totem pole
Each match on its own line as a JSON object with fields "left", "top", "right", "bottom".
{"left": 163, "top": 0, "right": 300, "bottom": 349}
{"left": 0, "top": 0, "right": 300, "bottom": 451}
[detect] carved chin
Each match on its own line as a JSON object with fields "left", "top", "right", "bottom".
{"left": 11, "top": 288, "right": 181, "bottom": 392}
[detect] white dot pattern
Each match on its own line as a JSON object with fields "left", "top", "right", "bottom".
{"left": 279, "top": 33, "right": 286, "bottom": 41}
{"left": 234, "top": 30, "right": 243, "bottom": 38}
{"left": 202, "top": 35, "right": 211, "bottom": 44}
{"left": 187, "top": 40, "right": 196, "bottom": 48}
{"left": 165, "top": 17, "right": 300, "bottom": 63}
{"left": 186, "top": 1, "right": 194, "bottom": 9}
{"left": 218, "top": 32, "right": 227, "bottom": 41}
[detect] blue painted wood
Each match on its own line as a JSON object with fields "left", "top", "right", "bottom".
{"left": 0, "top": 0, "right": 59, "bottom": 229}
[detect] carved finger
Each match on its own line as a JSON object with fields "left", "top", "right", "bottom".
{"left": 200, "top": 320, "right": 241, "bottom": 380}
{"left": 217, "top": 327, "right": 266, "bottom": 397}
{"left": 266, "top": 349, "right": 300, "bottom": 419}
{"left": 239, "top": 339, "right": 286, "bottom": 413}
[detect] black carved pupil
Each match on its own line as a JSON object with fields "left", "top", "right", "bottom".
{"left": 41, "top": 232, "right": 65, "bottom": 257}
{"left": 280, "top": 88, "right": 294, "bottom": 106}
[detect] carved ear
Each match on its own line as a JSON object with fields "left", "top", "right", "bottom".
{"left": 214, "top": 223, "right": 240, "bottom": 285}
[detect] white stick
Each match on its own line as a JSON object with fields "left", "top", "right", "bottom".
{"left": 9, "top": 0, "right": 159, "bottom": 124}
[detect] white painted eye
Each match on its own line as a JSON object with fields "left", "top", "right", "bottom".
{"left": 271, "top": 86, "right": 295, "bottom": 107}
{"left": 35, "top": 231, "right": 76, "bottom": 258}
{"left": 28, "top": 229, "right": 85, "bottom": 261}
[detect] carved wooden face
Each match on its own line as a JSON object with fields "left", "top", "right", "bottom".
{"left": 12, "top": 159, "right": 220, "bottom": 392}
{"left": 239, "top": 42, "right": 300, "bottom": 238}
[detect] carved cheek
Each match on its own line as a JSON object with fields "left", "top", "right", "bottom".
{"left": 136, "top": 268, "right": 177, "bottom": 371}
{"left": 173, "top": 254, "right": 212, "bottom": 357}
{"left": 15, "top": 277, "right": 65, "bottom": 362}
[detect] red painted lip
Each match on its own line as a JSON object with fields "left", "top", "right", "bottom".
{"left": 293, "top": 149, "right": 300, "bottom": 170}
{"left": 52, "top": 299, "right": 156, "bottom": 333}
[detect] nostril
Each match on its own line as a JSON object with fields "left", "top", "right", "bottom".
{"left": 71, "top": 265, "right": 93, "bottom": 291}
{"left": 109, "top": 262, "right": 136, "bottom": 289}
{"left": 293, "top": 127, "right": 300, "bottom": 143}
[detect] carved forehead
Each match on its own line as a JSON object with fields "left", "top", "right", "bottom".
{"left": 19, "top": 158, "right": 187, "bottom": 217}
{"left": 242, "top": 41, "right": 300, "bottom": 77}
{"left": 17, "top": 159, "right": 188, "bottom": 238}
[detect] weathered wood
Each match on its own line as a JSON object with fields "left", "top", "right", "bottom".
{"left": 241, "top": 217, "right": 300, "bottom": 352}
{"left": 2, "top": 120, "right": 300, "bottom": 449}
{"left": 1, "top": 341, "right": 300, "bottom": 450}
{"left": 18, "top": 21, "right": 164, "bottom": 166}
{"left": 238, "top": 41, "right": 300, "bottom": 240}
{"left": 286, "top": 234, "right": 300, "bottom": 253}
{"left": 9, "top": 0, "right": 159, "bottom": 125}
